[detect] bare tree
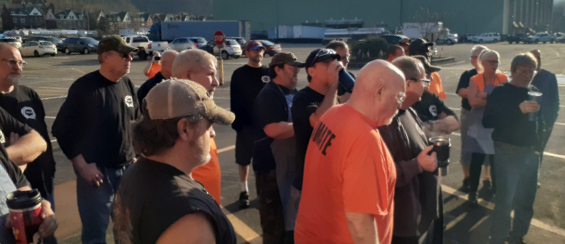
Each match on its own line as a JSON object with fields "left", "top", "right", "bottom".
{"left": 412, "top": 7, "right": 452, "bottom": 42}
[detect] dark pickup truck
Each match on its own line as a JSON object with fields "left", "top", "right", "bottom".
{"left": 507, "top": 33, "right": 530, "bottom": 44}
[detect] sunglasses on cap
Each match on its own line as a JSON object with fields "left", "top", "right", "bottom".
{"left": 312, "top": 49, "right": 340, "bottom": 64}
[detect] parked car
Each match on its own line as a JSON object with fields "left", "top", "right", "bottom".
{"left": 526, "top": 32, "right": 556, "bottom": 44}
{"left": 470, "top": 33, "right": 500, "bottom": 43}
{"left": 380, "top": 34, "right": 410, "bottom": 45}
{"left": 556, "top": 33, "right": 565, "bottom": 43}
{"left": 19, "top": 41, "right": 57, "bottom": 57}
{"left": 227, "top": 37, "right": 247, "bottom": 46}
{"left": 259, "top": 40, "right": 281, "bottom": 57}
{"left": 458, "top": 33, "right": 476, "bottom": 43}
{"left": 507, "top": 33, "right": 530, "bottom": 44}
{"left": 26, "top": 36, "right": 62, "bottom": 50}
{"left": 437, "top": 33, "right": 458, "bottom": 45}
{"left": 60, "top": 37, "right": 98, "bottom": 55}
{"left": 122, "top": 35, "right": 168, "bottom": 60}
{"left": 217, "top": 39, "right": 243, "bottom": 59}
{"left": 188, "top": 37, "right": 207, "bottom": 48}
{"left": 199, "top": 42, "right": 215, "bottom": 54}
{"left": 0, "top": 37, "right": 21, "bottom": 48}
{"left": 169, "top": 37, "right": 196, "bottom": 52}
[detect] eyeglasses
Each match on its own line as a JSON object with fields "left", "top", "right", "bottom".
{"left": 408, "top": 78, "right": 431, "bottom": 88}
{"left": 397, "top": 92, "right": 407, "bottom": 108}
{"left": 1, "top": 58, "right": 26, "bottom": 67}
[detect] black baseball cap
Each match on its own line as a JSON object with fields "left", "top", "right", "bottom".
{"left": 304, "top": 48, "right": 341, "bottom": 70}
{"left": 408, "top": 38, "right": 434, "bottom": 57}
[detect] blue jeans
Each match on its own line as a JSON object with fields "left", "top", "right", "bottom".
{"left": 489, "top": 142, "right": 540, "bottom": 244}
{"left": 76, "top": 164, "right": 126, "bottom": 244}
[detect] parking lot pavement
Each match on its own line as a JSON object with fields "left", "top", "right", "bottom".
{"left": 18, "top": 43, "right": 565, "bottom": 243}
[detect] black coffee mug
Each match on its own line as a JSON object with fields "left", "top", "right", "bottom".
{"left": 429, "top": 136, "right": 451, "bottom": 167}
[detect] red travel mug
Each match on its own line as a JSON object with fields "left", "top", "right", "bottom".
{"left": 6, "top": 190, "right": 43, "bottom": 244}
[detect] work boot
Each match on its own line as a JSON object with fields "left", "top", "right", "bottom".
{"left": 239, "top": 191, "right": 250, "bottom": 208}
{"left": 468, "top": 192, "right": 479, "bottom": 207}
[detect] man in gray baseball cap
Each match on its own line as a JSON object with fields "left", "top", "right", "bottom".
{"left": 114, "top": 78, "right": 237, "bottom": 243}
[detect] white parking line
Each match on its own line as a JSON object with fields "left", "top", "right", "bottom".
{"left": 442, "top": 185, "right": 565, "bottom": 237}
{"left": 41, "top": 95, "right": 66, "bottom": 100}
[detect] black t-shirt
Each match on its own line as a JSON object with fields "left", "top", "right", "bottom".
{"left": 456, "top": 69, "right": 478, "bottom": 110}
{"left": 483, "top": 83, "right": 544, "bottom": 148}
{"left": 230, "top": 65, "right": 269, "bottom": 131}
{"left": 114, "top": 158, "right": 236, "bottom": 244}
{"left": 411, "top": 91, "right": 458, "bottom": 122}
{"left": 252, "top": 81, "right": 296, "bottom": 172}
{"left": 291, "top": 86, "right": 325, "bottom": 190}
{"left": 52, "top": 71, "right": 140, "bottom": 168}
{"left": 0, "top": 85, "right": 55, "bottom": 198}
{"left": 137, "top": 72, "right": 165, "bottom": 105}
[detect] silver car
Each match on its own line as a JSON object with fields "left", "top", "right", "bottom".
{"left": 169, "top": 37, "right": 197, "bottom": 52}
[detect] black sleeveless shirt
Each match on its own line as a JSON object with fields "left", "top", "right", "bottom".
{"left": 113, "top": 158, "right": 236, "bottom": 244}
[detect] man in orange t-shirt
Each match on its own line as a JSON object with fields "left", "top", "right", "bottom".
{"left": 429, "top": 72, "right": 446, "bottom": 100}
{"left": 143, "top": 52, "right": 162, "bottom": 78}
{"left": 295, "top": 60, "right": 405, "bottom": 244}
{"left": 171, "top": 49, "right": 223, "bottom": 204}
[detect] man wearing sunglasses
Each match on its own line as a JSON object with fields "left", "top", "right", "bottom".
{"left": 379, "top": 56, "right": 442, "bottom": 244}
{"left": 409, "top": 39, "right": 446, "bottom": 100}
{"left": 52, "top": 35, "right": 140, "bottom": 243}
{"left": 253, "top": 52, "right": 303, "bottom": 243}
{"left": 411, "top": 55, "right": 460, "bottom": 136}
{"left": 291, "top": 48, "right": 343, "bottom": 194}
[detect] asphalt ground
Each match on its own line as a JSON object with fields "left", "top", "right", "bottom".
{"left": 16, "top": 42, "right": 565, "bottom": 243}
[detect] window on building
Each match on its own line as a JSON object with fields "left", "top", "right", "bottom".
{"left": 21, "top": 18, "right": 25, "bottom": 24}
{"left": 13, "top": 17, "right": 17, "bottom": 23}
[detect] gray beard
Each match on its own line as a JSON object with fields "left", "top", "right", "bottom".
{"left": 7, "top": 75, "right": 20, "bottom": 85}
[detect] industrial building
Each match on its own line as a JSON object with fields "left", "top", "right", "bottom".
{"left": 213, "top": 0, "right": 554, "bottom": 36}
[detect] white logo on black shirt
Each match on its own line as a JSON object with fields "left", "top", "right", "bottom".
{"left": 0, "top": 130, "right": 5, "bottom": 144}
{"left": 125, "top": 96, "right": 134, "bottom": 108}
{"left": 21, "top": 106, "right": 36, "bottom": 120}
{"left": 429, "top": 105, "right": 437, "bottom": 117}
{"left": 261, "top": 75, "right": 270, "bottom": 83}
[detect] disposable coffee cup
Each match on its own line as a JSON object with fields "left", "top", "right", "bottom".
{"left": 338, "top": 69, "right": 355, "bottom": 96}
{"left": 6, "top": 190, "right": 43, "bottom": 244}
{"left": 528, "top": 91, "right": 542, "bottom": 121}
{"left": 429, "top": 136, "right": 451, "bottom": 168}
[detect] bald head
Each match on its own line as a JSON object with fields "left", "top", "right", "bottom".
{"left": 160, "top": 50, "right": 178, "bottom": 79}
{"left": 530, "top": 49, "right": 541, "bottom": 71}
{"left": 347, "top": 60, "right": 406, "bottom": 126}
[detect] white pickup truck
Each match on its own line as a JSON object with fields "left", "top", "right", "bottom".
{"left": 122, "top": 35, "right": 168, "bottom": 60}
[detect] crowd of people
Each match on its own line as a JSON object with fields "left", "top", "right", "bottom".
{"left": 0, "top": 33, "right": 558, "bottom": 244}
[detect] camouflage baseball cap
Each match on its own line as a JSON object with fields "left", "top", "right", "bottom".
{"left": 270, "top": 52, "right": 305, "bottom": 67}
{"left": 96, "top": 35, "right": 137, "bottom": 54}
{"left": 144, "top": 78, "right": 235, "bottom": 125}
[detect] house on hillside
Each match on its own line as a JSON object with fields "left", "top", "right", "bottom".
{"left": 1, "top": 4, "right": 46, "bottom": 30}
{"left": 152, "top": 13, "right": 164, "bottom": 23}
{"left": 45, "top": 9, "right": 86, "bottom": 29}
{"left": 139, "top": 12, "right": 152, "bottom": 27}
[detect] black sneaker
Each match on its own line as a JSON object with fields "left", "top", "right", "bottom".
{"left": 468, "top": 193, "right": 479, "bottom": 207}
{"left": 483, "top": 180, "right": 493, "bottom": 190}
{"left": 239, "top": 191, "right": 250, "bottom": 208}
{"left": 461, "top": 177, "right": 471, "bottom": 193}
